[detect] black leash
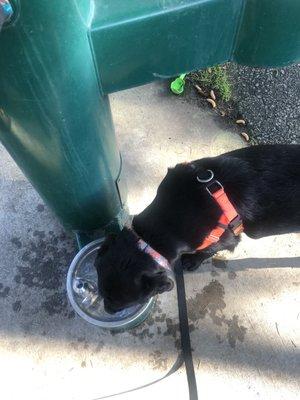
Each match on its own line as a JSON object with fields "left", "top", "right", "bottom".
{"left": 92, "top": 261, "right": 198, "bottom": 400}
{"left": 174, "top": 260, "right": 199, "bottom": 400}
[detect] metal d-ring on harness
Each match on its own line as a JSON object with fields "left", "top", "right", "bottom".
{"left": 196, "top": 168, "right": 215, "bottom": 184}
{"left": 91, "top": 259, "right": 198, "bottom": 400}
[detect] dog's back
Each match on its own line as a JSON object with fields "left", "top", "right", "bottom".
{"left": 220, "top": 145, "right": 300, "bottom": 237}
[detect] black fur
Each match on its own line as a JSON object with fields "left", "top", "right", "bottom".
{"left": 95, "top": 145, "right": 300, "bottom": 312}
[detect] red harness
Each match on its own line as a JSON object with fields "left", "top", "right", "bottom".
{"left": 196, "top": 178, "right": 244, "bottom": 251}
{"left": 135, "top": 167, "right": 244, "bottom": 266}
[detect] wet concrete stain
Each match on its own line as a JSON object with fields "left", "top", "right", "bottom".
{"left": 212, "top": 258, "right": 228, "bottom": 270}
{"left": 121, "top": 300, "right": 165, "bottom": 340}
{"left": 110, "top": 300, "right": 181, "bottom": 350}
{"left": 11, "top": 230, "right": 246, "bottom": 350}
{"left": 211, "top": 258, "right": 237, "bottom": 280}
{"left": 10, "top": 230, "right": 76, "bottom": 318}
{"left": 210, "top": 269, "right": 220, "bottom": 277}
{"left": 155, "top": 302, "right": 163, "bottom": 314}
{"left": 152, "top": 302, "right": 184, "bottom": 347}
{"left": 69, "top": 341, "right": 80, "bottom": 351}
{"left": 163, "top": 318, "right": 181, "bottom": 350}
{"left": 216, "top": 334, "right": 224, "bottom": 344}
{"left": 149, "top": 350, "right": 168, "bottom": 370}
{"left": 95, "top": 342, "right": 105, "bottom": 352}
{"left": 15, "top": 230, "right": 75, "bottom": 291}
{"left": 11, "top": 237, "right": 22, "bottom": 249}
{"left": 163, "top": 317, "right": 195, "bottom": 350}
{"left": 69, "top": 339, "right": 91, "bottom": 351}
{"left": 77, "top": 337, "right": 89, "bottom": 349}
{"left": 68, "top": 310, "right": 75, "bottom": 319}
{"left": 188, "top": 280, "right": 226, "bottom": 324}
{"left": 226, "top": 315, "right": 247, "bottom": 348}
{"left": 0, "top": 283, "right": 10, "bottom": 298}
{"left": 130, "top": 327, "right": 155, "bottom": 339}
{"left": 36, "top": 204, "right": 45, "bottom": 212}
{"left": 41, "top": 291, "right": 75, "bottom": 319}
{"left": 228, "top": 270, "right": 237, "bottom": 280}
{"left": 187, "top": 279, "right": 247, "bottom": 348}
{"left": 41, "top": 292, "right": 68, "bottom": 316}
{"left": 109, "top": 329, "right": 125, "bottom": 337}
{"left": 155, "top": 313, "right": 167, "bottom": 323}
{"left": 12, "top": 300, "right": 22, "bottom": 312}
{"left": 145, "top": 313, "right": 155, "bottom": 326}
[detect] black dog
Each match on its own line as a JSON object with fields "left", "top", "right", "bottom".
{"left": 95, "top": 145, "right": 300, "bottom": 313}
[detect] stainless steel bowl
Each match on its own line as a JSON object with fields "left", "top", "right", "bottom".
{"left": 67, "top": 238, "right": 155, "bottom": 330}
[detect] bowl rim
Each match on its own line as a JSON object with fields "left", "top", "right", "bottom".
{"left": 67, "top": 238, "right": 155, "bottom": 329}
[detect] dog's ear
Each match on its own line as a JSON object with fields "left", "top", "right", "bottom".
{"left": 97, "top": 234, "right": 117, "bottom": 257}
{"left": 95, "top": 234, "right": 118, "bottom": 272}
{"left": 139, "top": 269, "right": 174, "bottom": 295}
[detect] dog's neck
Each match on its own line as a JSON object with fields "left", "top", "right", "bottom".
{"left": 132, "top": 215, "right": 189, "bottom": 264}
{"left": 131, "top": 158, "right": 255, "bottom": 264}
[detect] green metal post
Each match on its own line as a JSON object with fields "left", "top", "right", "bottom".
{"left": 234, "top": 0, "right": 300, "bottom": 67}
{"left": 0, "top": 0, "right": 125, "bottom": 232}
{"left": 0, "top": 0, "right": 299, "bottom": 236}
{"left": 90, "top": 0, "right": 300, "bottom": 94}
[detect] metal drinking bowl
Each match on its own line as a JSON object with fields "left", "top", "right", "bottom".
{"left": 67, "top": 238, "right": 155, "bottom": 330}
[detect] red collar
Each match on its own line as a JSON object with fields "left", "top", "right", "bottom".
{"left": 196, "top": 170, "right": 244, "bottom": 251}
{"left": 137, "top": 238, "right": 172, "bottom": 271}
{"left": 129, "top": 227, "right": 173, "bottom": 274}
{"left": 136, "top": 237, "right": 175, "bottom": 282}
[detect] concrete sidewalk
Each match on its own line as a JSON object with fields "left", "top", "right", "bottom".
{"left": 0, "top": 82, "right": 299, "bottom": 400}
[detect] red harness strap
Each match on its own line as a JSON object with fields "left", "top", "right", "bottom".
{"left": 196, "top": 183, "right": 244, "bottom": 251}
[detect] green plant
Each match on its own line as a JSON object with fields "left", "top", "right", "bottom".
{"left": 198, "top": 65, "right": 232, "bottom": 102}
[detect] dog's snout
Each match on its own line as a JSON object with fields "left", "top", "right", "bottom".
{"left": 104, "top": 300, "right": 118, "bottom": 315}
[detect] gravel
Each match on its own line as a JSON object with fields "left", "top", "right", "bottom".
{"left": 227, "top": 64, "right": 300, "bottom": 145}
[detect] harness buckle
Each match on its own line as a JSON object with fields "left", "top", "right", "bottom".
{"left": 229, "top": 216, "right": 244, "bottom": 236}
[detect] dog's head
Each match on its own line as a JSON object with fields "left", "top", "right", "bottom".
{"left": 95, "top": 228, "right": 174, "bottom": 313}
